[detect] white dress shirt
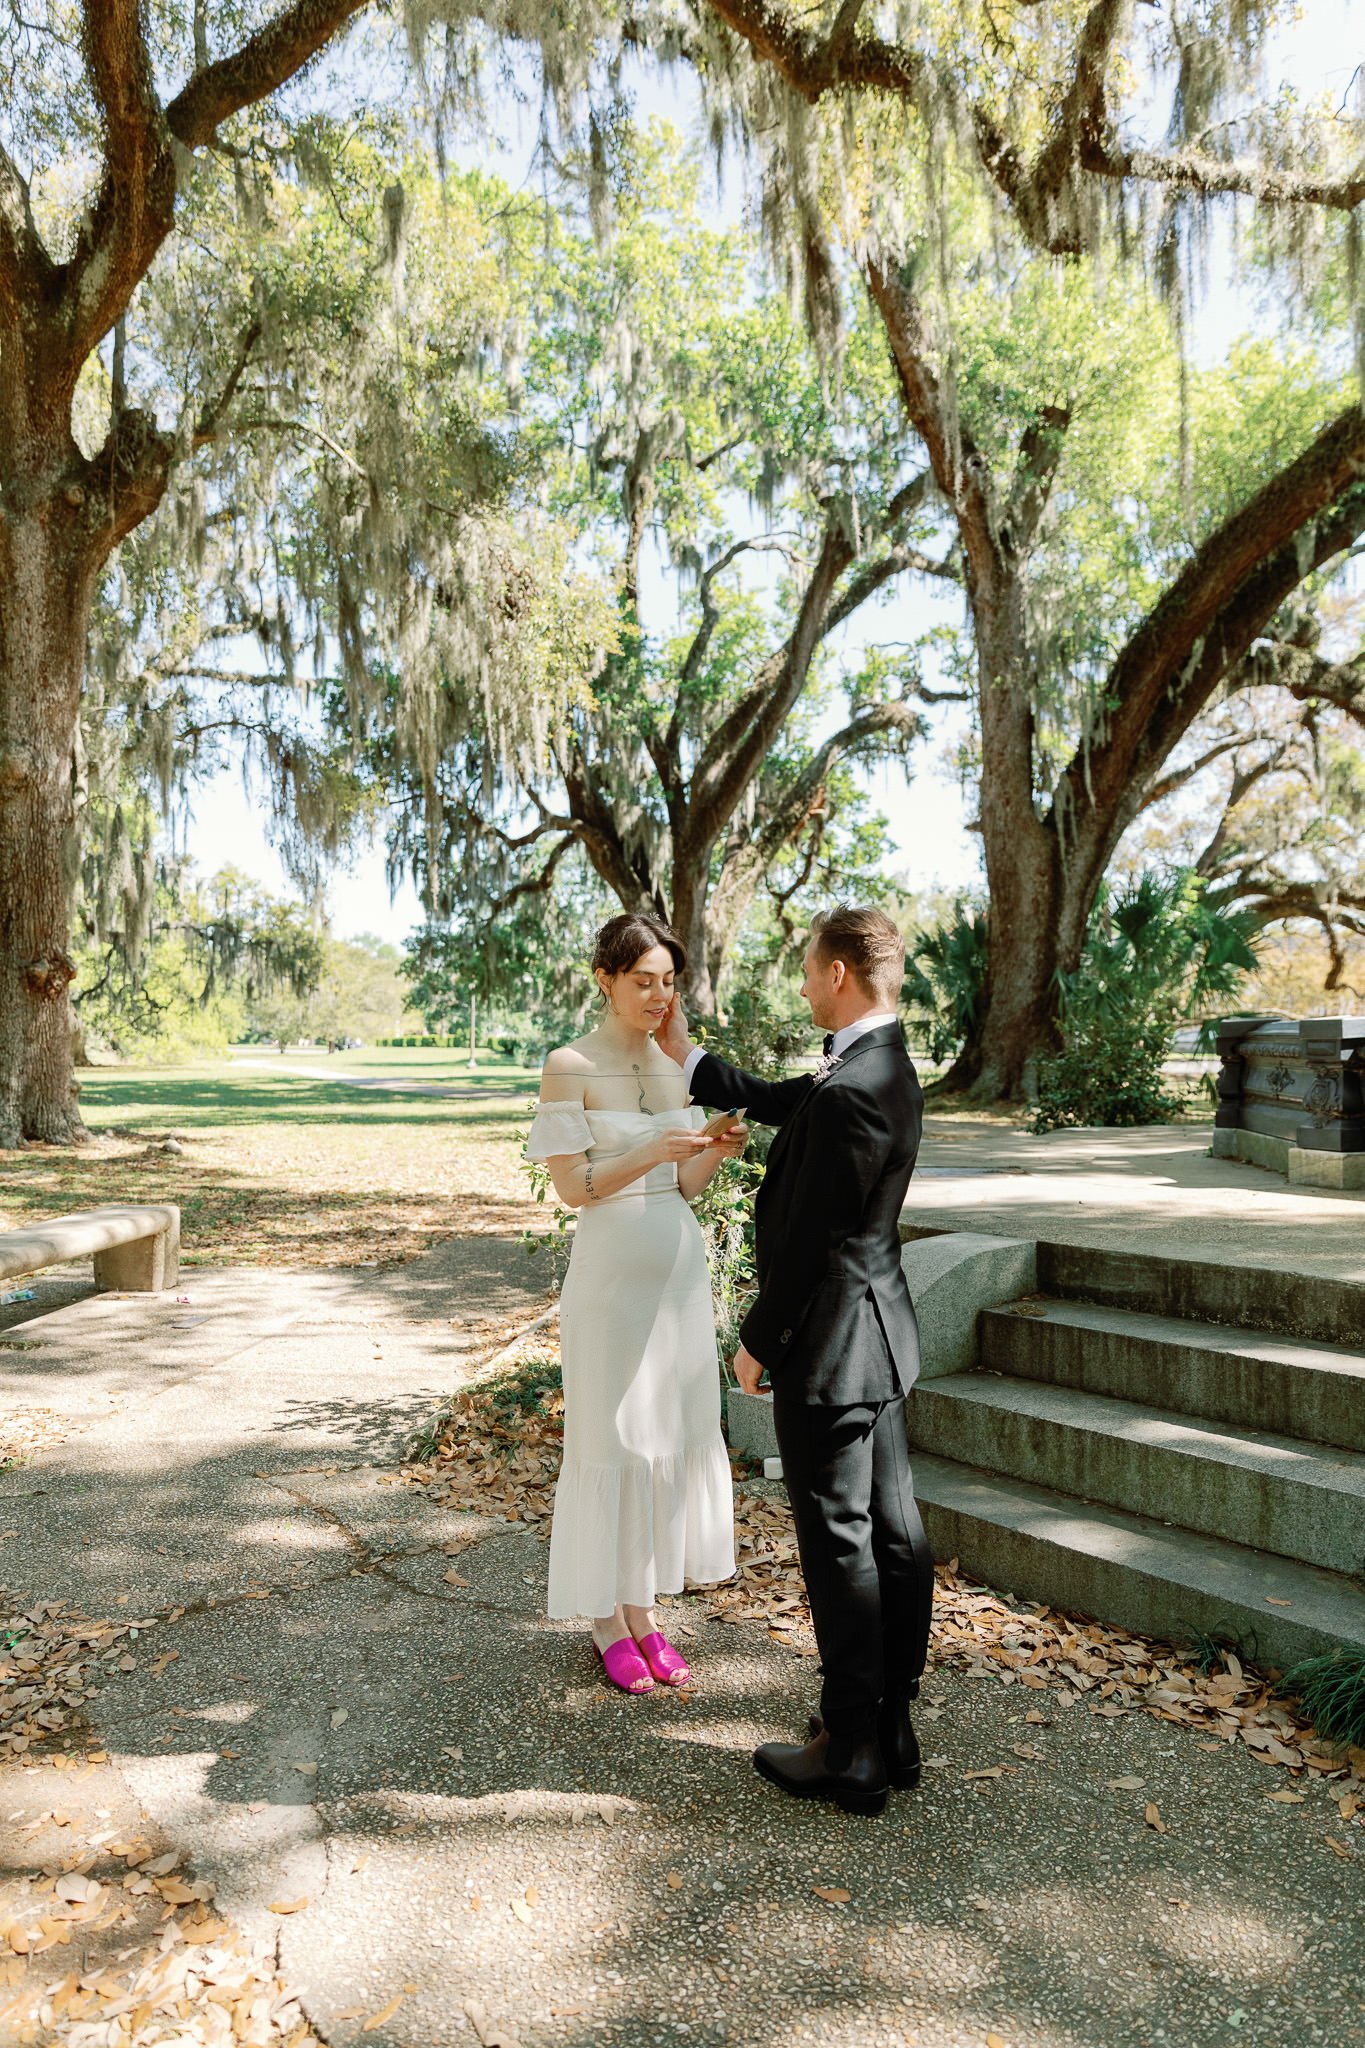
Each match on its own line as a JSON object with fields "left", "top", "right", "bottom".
{"left": 681, "top": 1012, "right": 898, "bottom": 1093}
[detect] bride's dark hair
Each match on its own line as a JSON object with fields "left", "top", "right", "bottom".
{"left": 592, "top": 912, "right": 686, "bottom": 986}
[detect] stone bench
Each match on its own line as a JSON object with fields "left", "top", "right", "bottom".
{"left": 0, "top": 1204, "right": 181, "bottom": 1295}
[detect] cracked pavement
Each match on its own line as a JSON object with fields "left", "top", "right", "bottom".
{"left": 3, "top": 1237, "right": 1363, "bottom": 2048}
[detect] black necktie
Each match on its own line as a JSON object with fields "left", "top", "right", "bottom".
{"left": 823, "top": 1034, "right": 835, "bottom": 1057}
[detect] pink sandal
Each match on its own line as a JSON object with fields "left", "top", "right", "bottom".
{"left": 595, "top": 1636, "right": 655, "bottom": 1694}
{"left": 635, "top": 1631, "right": 692, "bottom": 1687}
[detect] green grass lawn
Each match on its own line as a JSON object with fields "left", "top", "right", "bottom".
{"left": 229, "top": 1043, "right": 541, "bottom": 1086}
{"left": 1, "top": 1056, "right": 547, "bottom": 1269}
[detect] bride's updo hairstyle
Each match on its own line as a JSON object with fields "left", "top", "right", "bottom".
{"left": 592, "top": 913, "right": 686, "bottom": 995}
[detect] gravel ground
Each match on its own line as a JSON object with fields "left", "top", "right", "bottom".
{"left": 2, "top": 1236, "right": 1361, "bottom": 2048}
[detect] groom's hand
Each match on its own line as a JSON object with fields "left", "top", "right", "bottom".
{"left": 656, "top": 990, "right": 695, "bottom": 1068}
{"left": 733, "top": 1344, "right": 766, "bottom": 1395}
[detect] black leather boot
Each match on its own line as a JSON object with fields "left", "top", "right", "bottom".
{"left": 753, "top": 1727, "right": 889, "bottom": 1816}
{"left": 809, "top": 1692, "right": 921, "bottom": 1791}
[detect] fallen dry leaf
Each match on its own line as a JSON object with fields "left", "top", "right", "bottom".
{"left": 363, "top": 1990, "right": 408, "bottom": 2031}
{"left": 1144, "top": 1803, "right": 1166, "bottom": 1833}
{"left": 1107, "top": 1777, "right": 1145, "bottom": 1791}
{"left": 1325, "top": 1836, "right": 1354, "bottom": 1859}
{"left": 812, "top": 1886, "right": 851, "bottom": 1904}
{"left": 665, "top": 1872, "right": 683, "bottom": 1890}
{"left": 268, "top": 1898, "right": 310, "bottom": 1915}
{"left": 1266, "top": 1789, "right": 1307, "bottom": 1804}
{"left": 509, "top": 1897, "right": 533, "bottom": 1924}
{"left": 444, "top": 1569, "right": 471, "bottom": 1587}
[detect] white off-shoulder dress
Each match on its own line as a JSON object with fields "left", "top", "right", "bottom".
{"left": 526, "top": 1102, "right": 736, "bottom": 1619}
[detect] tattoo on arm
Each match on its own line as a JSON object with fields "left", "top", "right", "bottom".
{"left": 584, "top": 1163, "right": 596, "bottom": 1201}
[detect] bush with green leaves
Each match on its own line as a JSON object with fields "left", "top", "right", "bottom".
{"left": 1031, "top": 871, "right": 1259, "bottom": 1133}
{"left": 902, "top": 901, "right": 990, "bottom": 1067}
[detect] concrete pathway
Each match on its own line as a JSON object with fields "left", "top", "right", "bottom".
{"left": 2, "top": 1238, "right": 1362, "bottom": 2048}
{"left": 909, "top": 1117, "right": 1365, "bottom": 1282}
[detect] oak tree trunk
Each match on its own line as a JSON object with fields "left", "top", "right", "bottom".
{"left": 943, "top": 565, "right": 1061, "bottom": 1100}
{"left": 670, "top": 863, "right": 719, "bottom": 1017}
{"left": 0, "top": 500, "right": 97, "bottom": 1146}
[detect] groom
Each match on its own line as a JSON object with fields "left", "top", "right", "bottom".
{"left": 659, "top": 905, "right": 933, "bottom": 1817}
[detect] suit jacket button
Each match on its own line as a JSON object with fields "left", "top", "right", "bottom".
{"left": 781, "top": 1329, "right": 792, "bottom": 1343}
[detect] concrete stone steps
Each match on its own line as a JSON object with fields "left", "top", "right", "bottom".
{"left": 1035, "top": 1241, "right": 1365, "bottom": 1348}
{"left": 910, "top": 1372, "right": 1365, "bottom": 1574}
{"left": 913, "top": 1451, "right": 1365, "bottom": 1669}
{"left": 979, "top": 1299, "right": 1365, "bottom": 1452}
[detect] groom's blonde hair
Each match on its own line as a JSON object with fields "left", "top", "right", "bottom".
{"left": 810, "top": 905, "right": 905, "bottom": 1008}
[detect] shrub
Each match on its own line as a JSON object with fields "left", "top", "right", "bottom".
{"left": 903, "top": 900, "right": 990, "bottom": 1068}
{"left": 1031, "top": 871, "right": 1258, "bottom": 1133}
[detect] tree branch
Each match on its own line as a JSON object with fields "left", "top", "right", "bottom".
{"left": 1065, "top": 405, "right": 1365, "bottom": 836}
{"left": 690, "top": 510, "right": 854, "bottom": 831}
{"left": 1139, "top": 735, "right": 1247, "bottom": 812}
{"left": 192, "top": 315, "right": 264, "bottom": 444}
{"left": 56, "top": 0, "right": 177, "bottom": 370}
{"left": 0, "top": 139, "right": 53, "bottom": 318}
{"left": 822, "top": 536, "right": 960, "bottom": 638}
{"left": 165, "top": 0, "right": 372, "bottom": 152}
{"left": 1005, "top": 404, "right": 1072, "bottom": 552}
{"left": 751, "top": 699, "right": 923, "bottom": 863}
{"left": 1238, "top": 639, "right": 1365, "bottom": 730}
{"left": 705, "top": 0, "right": 1365, "bottom": 256}
{"left": 489, "top": 831, "right": 578, "bottom": 916}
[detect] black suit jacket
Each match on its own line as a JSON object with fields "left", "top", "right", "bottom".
{"left": 690, "top": 1022, "right": 923, "bottom": 1405}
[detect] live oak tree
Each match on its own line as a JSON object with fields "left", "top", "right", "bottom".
{"left": 0, "top": 0, "right": 377, "bottom": 1144}
{"left": 0, "top": 4, "right": 605, "bottom": 1144}
{"left": 72, "top": 855, "right": 325, "bottom": 1059}
{"left": 384, "top": 129, "right": 960, "bottom": 1011}
{"left": 11, "top": 0, "right": 1365, "bottom": 1126}
{"left": 689, "top": 1, "right": 1365, "bottom": 1093}
{"left": 414, "top": 0, "right": 1365, "bottom": 1093}
{"left": 874, "top": 256, "right": 1365, "bottom": 1092}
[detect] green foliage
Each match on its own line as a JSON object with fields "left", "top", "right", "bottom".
{"left": 246, "top": 932, "right": 409, "bottom": 1051}
{"left": 686, "top": 985, "right": 812, "bottom": 1372}
{"left": 903, "top": 901, "right": 991, "bottom": 1068}
{"left": 402, "top": 860, "right": 613, "bottom": 1061}
{"left": 389, "top": 120, "right": 927, "bottom": 999}
{"left": 1277, "top": 1648, "right": 1365, "bottom": 1750}
{"left": 74, "top": 863, "right": 323, "bottom": 1062}
{"left": 1031, "top": 872, "right": 1259, "bottom": 1133}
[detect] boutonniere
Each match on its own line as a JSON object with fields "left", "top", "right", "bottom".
{"left": 811, "top": 1051, "right": 842, "bottom": 1086}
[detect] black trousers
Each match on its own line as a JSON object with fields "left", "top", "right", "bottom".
{"left": 772, "top": 1395, "right": 935, "bottom": 1741}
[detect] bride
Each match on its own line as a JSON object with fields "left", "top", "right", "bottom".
{"left": 526, "top": 912, "right": 742, "bottom": 1693}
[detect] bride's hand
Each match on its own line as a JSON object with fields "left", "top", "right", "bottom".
{"left": 651, "top": 1125, "right": 714, "bottom": 1166}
